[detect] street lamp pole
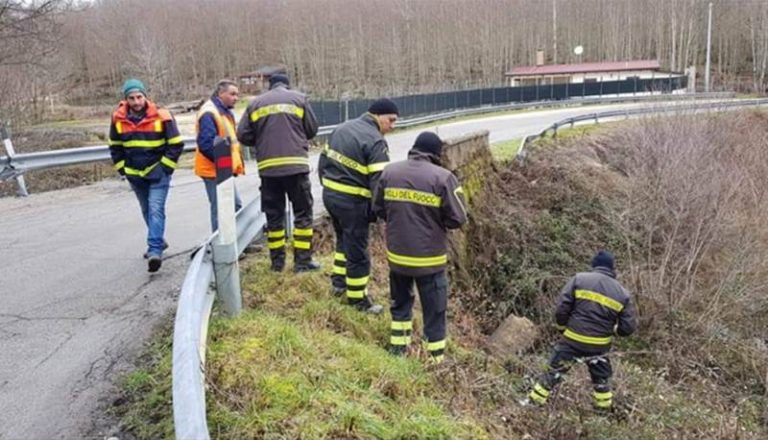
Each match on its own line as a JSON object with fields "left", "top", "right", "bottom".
{"left": 705, "top": 2, "right": 713, "bottom": 92}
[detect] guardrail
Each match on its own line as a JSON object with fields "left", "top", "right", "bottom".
{"left": 172, "top": 198, "right": 266, "bottom": 440}
{"left": 515, "top": 97, "right": 768, "bottom": 164}
{"left": 0, "top": 92, "right": 735, "bottom": 190}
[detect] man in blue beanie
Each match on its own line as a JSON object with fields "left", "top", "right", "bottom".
{"left": 317, "top": 97, "right": 400, "bottom": 314}
{"left": 373, "top": 131, "right": 468, "bottom": 363}
{"left": 526, "top": 249, "right": 637, "bottom": 411}
{"left": 109, "top": 78, "right": 184, "bottom": 273}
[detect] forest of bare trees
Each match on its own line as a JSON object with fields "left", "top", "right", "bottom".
{"left": 3, "top": 0, "right": 768, "bottom": 123}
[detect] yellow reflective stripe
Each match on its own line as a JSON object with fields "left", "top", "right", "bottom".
{"left": 429, "top": 354, "right": 444, "bottom": 364}
{"left": 384, "top": 187, "right": 442, "bottom": 208}
{"left": 346, "top": 289, "right": 365, "bottom": 299}
{"left": 154, "top": 120, "right": 162, "bottom": 132}
{"left": 109, "top": 139, "right": 123, "bottom": 146}
{"left": 257, "top": 156, "right": 309, "bottom": 171}
{"left": 123, "top": 139, "right": 167, "bottom": 148}
{"left": 294, "top": 241, "right": 311, "bottom": 250}
{"left": 367, "top": 162, "right": 388, "bottom": 173}
{"left": 115, "top": 121, "right": 123, "bottom": 134}
{"left": 529, "top": 386, "right": 548, "bottom": 404}
{"left": 124, "top": 162, "right": 159, "bottom": 177}
{"left": 534, "top": 383, "right": 550, "bottom": 397}
{"left": 321, "top": 177, "right": 371, "bottom": 198}
{"left": 334, "top": 252, "right": 346, "bottom": 262}
{"left": 346, "top": 276, "right": 369, "bottom": 287}
{"left": 563, "top": 329, "right": 612, "bottom": 345}
{"left": 386, "top": 250, "right": 447, "bottom": 267}
{"left": 294, "top": 228, "right": 313, "bottom": 237}
{"left": 250, "top": 103, "right": 305, "bottom": 122}
{"left": 323, "top": 146, "right": 369, "bottom": 175}
{"left": 160, "top": 156, "right": 177, "bottom": 169}
{"left": 593, "top": 391, "right": 613, "bottom": 400}
{"left": 454, "top": 186, "right": 468, "bottom": 217}
{"left": 332, "top": 266, "right": 347, "bottom": 275}
{"left": 390, "top": 336, "right": 411, "bottom": 345}
{"left": 391, "top": 321, "right": 413, "bottom": 331}
{"left": 268, "top": 239, "right": 286, "bottom": 249}
{"left": 113, "top": 160, "right": 125, "bottom": 170}
{"left": 574, "top": 289, "right": 624, "bottom": 312}
{"left": 267, "top": 230, "right": 286, "bottom": 238}
{"left": 167, "top": 135, "right": 183, "bottom": 145}
{"left": 427, "top": 339, "right": 446, "bottom": 351}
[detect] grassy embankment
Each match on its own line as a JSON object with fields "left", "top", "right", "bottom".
{"left": 109, "top": 110, "right": 768, "bottom": 438}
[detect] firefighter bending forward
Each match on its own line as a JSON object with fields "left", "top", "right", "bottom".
{"left": 528, "top": 250, "right": 637, "bottom": 410}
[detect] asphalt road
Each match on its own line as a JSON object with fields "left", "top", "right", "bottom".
{"left": 0, "top": 100, "right": 718, "bottom": 438}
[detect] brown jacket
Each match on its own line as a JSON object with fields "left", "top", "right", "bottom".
{"left": 373, "top": 150, "right": 468, "bottom": 276}
{"left": 236, "top": 84, "right": 318, "bottom": 177}
{"left": 555, "top": 267, "right": 637, "bottom": 353}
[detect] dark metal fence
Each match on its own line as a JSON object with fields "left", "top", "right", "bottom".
{"left": 311, "top": 75, "right": 687, "bottom": 126}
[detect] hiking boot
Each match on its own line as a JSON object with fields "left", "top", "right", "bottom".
{"left": 147, "top": 255, "right": 162, "bottom": 273}
{"left": 387, "top": 345, "right": 407, "bottom": 356}
{"left": 294, "top": 260, "right": 321, "bottom": 273}
{"left": 351, "top": 297, "right": 384, "bottom": 315}
{"left": 331, "top": 286, "right": 346, "bottom": 297}
{"left": 143, "top": 241, "right": 169, "bottom": 259}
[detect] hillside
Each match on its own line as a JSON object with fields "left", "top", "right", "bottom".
{"left": 113, "top": 111, "right": 768, "bottom": 439}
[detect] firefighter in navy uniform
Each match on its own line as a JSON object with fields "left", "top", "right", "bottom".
{"left": 237, "top": 73, "right": 319, "bottom": 272}
{"left": 372, "top": 132, "right": 468, "bottom": 363}
{"left": 318, "top": 98, "right": 399, "bottom": 314}
{"left": 527, "top": 250, "right": 637, "bottom": 411}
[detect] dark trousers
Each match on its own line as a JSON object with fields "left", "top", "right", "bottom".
{"left": 530, "top": 342, "right": 613, "bottom": 407}
{"left": 323, "top": 190, "right": 371, "bottom": 304}
{"left": 261, "top": 173, "right": 314, "bottom": 265}
{"left": 389, "top": 270, "right": 448, "bottom": 360}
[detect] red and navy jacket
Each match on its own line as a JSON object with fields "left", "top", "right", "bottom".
{"left": 109, "top": 100, "right": 184, "bottom": 181}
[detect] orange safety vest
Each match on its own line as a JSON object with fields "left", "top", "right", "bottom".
{"left": 194, "top": 100, "right": 244, "bottom": 178}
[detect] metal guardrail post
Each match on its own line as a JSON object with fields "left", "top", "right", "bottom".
{"left": 1, "top": 125, "right": 29, "bottom": 197}
{"left": 211, "top": 137, "right": 242, "bottom": 317}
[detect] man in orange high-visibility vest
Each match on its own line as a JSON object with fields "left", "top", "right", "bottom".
{"left": 195, "top": 79, "right": 245, "bottom": 232}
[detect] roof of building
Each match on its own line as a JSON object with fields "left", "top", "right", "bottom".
{"left": 239, "top": 65, "right": 287, "bottom": 78}
{"left": 505, "top": 60, "right": 661, "bottom": 77}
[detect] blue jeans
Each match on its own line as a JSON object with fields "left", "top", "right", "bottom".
{"left": 128, "top": 173, "right": 171, "bottom": 257}
{"left": 203, "top": 178, "right": 242, "bottom": 232}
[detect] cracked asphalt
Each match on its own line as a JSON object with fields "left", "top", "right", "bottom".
{"left": 0, "top": 100, "right": 714, "bottom": 438}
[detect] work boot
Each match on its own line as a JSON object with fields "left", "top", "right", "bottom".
{"left": 294, "top": 260, "right": 321, "bottom": 273}
{"left": 143, "top": 240, "right": 169, "bottom": 259}
{"left": 270, "top": 259, "right": 285, "bottom": 273}
{"left": 350, "top": 296, "right": 383, "bottom": 315}
{"left": 387, "top": 345, "right": 407, "bottom": 356}
{"left": 147, "top": 255, "right": 162, "bottom": 273}
{"left": 331, "top": 285, "right": 346, "bottom": 297}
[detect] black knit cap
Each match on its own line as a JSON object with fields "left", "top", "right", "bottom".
{"left": 368, "top": 98, "right": 399, "bottom": 116}
{"left": 269, "top": 73, "right": 289, "bottom": 88}
{"left": 412, "top": 131, "right": 444, "bottom": 156}
{"left": 591, "top": 250, "right": 615, "bottom": 271}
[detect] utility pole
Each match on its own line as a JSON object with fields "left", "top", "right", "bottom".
{"left": 705, "top": 2, "right": 713, "bottom": 92}
{"left": 552, "top": 0, "right": 558, "bottom": 64}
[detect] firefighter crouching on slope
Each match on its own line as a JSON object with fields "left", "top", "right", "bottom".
{"left": 318, "top": 98, "right": 399, "bottom": 314}
{"left": 236, "top": 73, "right": 320, "bottom": 273}
{"left": 527, "top": 250, "right": 637, "bottom": 410}
{"left": 195, "top": 79, "right": 244, "bottom": 232}
{"left": 108, "top": 79, "right": 184, "bottom": 273}
{"left": 373, "top": 132, "right": 468, "bottom": 363}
